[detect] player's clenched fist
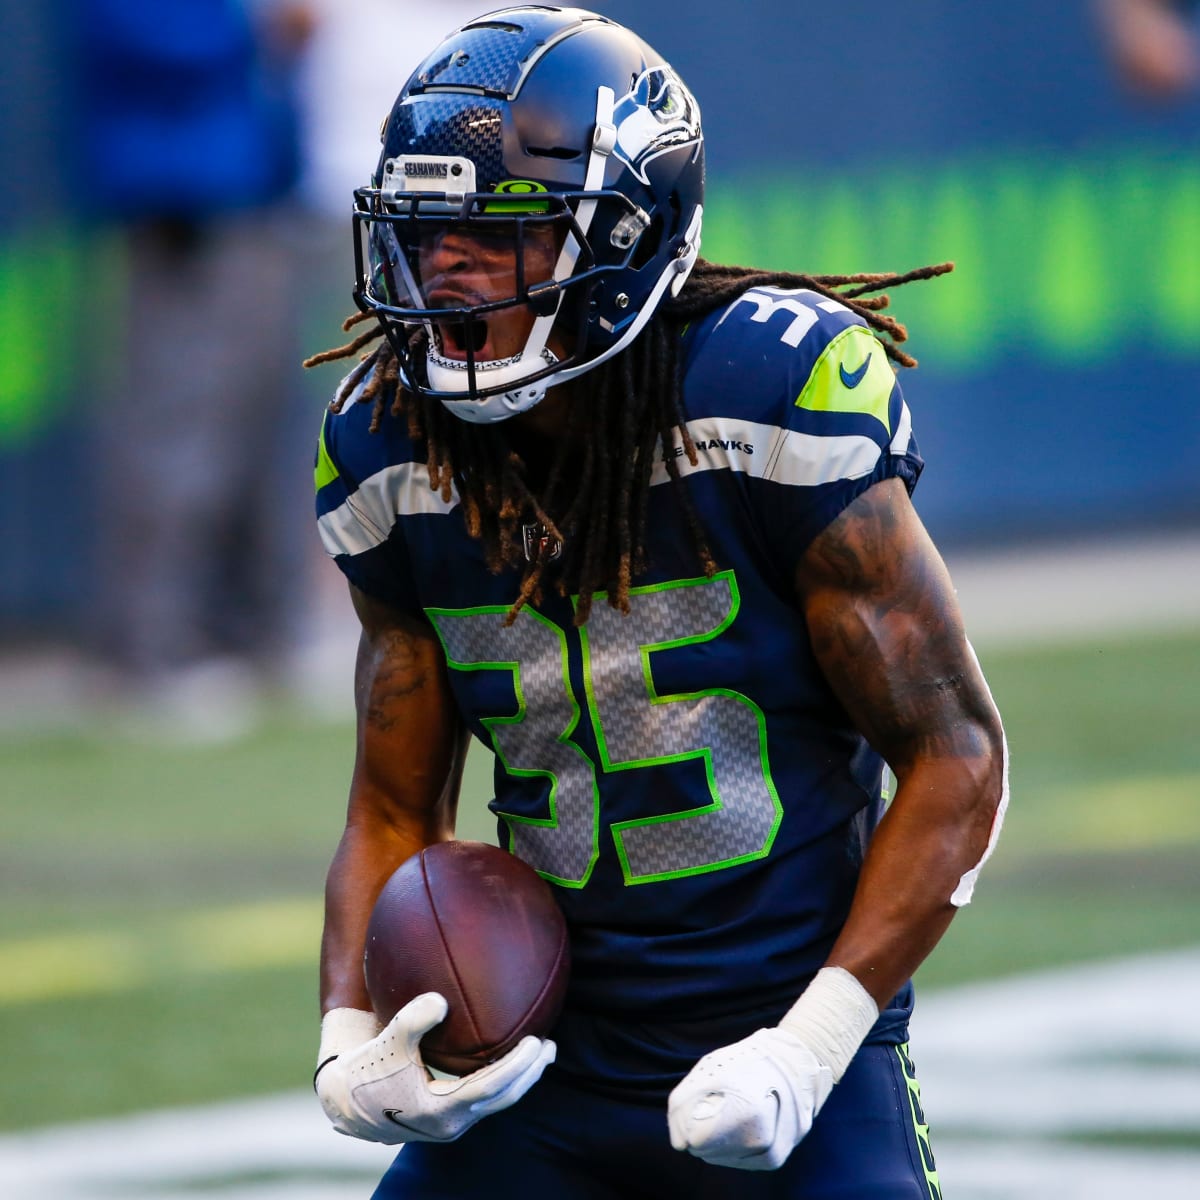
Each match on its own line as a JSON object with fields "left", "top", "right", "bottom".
{"left": 667, "top": 1026, "right": 833, "bottom": 1170}
{"left": 668, "top": 967, "right": 879, "bottom": 1171}
{"left": 314, "top": 994, "right": 556, "bottom": 1145}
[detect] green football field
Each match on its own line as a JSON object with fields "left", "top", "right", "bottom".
{"left": 1, "top": 627, "right": 1197, "bottom": 1131}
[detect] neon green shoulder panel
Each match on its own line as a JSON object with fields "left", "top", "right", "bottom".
{"left": 314, "top": 411, "right": 339, "bottom": 494}
{"left": 795, "top": 324, "right": 895, "bottom": 437}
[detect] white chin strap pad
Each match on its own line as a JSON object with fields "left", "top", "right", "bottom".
{"left": 438, "top": 373, "right": 552, "bottom": 424}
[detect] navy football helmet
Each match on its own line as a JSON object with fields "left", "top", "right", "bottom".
{"left": 352, "top": 6, "right": 705, "bottom": 423}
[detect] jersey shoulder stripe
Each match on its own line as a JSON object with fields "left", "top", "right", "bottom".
{"left": 315, "top": 366, "right": 426, "bottom": 491}
{"left": 318, "top": 459, "right": 458, "bottom": 558}
{"left": 649, "top": 416, "right": 889, "bottom": 490}
{"left": 314, "top": 366, "right": 460, "bottom": 559}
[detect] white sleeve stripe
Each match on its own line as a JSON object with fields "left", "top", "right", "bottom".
{"left": 319, "top": 408, "right": 915, "bottom": 560}
{"left": 650, "top": 415, "right": 910, "bottom": 490}
{"left": 889, "top": 401, "right": 913, "bottom": 455}
{"left": 317, "top": 461, "right": 459, "bottom": 557}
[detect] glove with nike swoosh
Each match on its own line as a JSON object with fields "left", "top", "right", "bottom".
{"left": 667, "top": 967, "right": 877, "bottom": 1171}
{"left": 314, "top": 992, "right": 556, "bottom": 1145}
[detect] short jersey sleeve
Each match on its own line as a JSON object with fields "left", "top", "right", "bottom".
{"left": 312, "top": 372, "right": 431, "bottom": 615}
{"left": 679, "top": 287, "right": 924, "bottom": 571}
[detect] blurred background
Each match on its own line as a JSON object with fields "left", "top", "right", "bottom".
{"left": 1, "top": 1, "right": 1198, "bottom": 1197}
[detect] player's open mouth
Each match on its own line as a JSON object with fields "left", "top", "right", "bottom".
{"left": 434, "top": 316, "right": 492, "bottom": 361}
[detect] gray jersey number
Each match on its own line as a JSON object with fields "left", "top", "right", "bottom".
{"left": 428, "top": 572, "right": 780, "bottom": 886}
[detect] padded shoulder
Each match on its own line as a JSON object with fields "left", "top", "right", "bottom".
{"left": 684, "top": 286, "right": 901, "bottom": 440}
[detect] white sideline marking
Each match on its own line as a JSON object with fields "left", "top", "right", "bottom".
{"left": 1, "top": 948, "right": 1198, "bottom": 1199}
{"left": 910, "top": 946, "right": 1200, "bottom": 1200}
{"left": 0, "top": 1092, "right": 396, "bottom": 1200}
{"left": 912, "top": 947, "right": 1200, "bottom": 1131}
{"left": 928, "top": 1140, "right": 1200, "bottom": 1200}
{"left": 944, "top": 531, "right": 1200, "bottom": 648}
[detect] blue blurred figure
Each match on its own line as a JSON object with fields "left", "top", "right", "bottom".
{"left": 74, "top": 0, "right": 317, "bottom": 736}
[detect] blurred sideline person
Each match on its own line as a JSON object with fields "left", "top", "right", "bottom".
{"left": 76, "top": 0, "right": 316, "bottom": 735}
{"left": 289, "top": 0, "right": 496, "bottom": 684}
{"left": 310, "top": 7, "right": 1007, "bottom": 1197}
{"left": 1094, "top": 0, "right": 1200, "bottom": 97}
{"left": 296, "top": 0, "right": 496, "bottom": 220}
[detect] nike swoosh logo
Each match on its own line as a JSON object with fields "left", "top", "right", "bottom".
{"left": 384, "top": 1109, "right": 424, "bottom": 1135}
{"left": 384, "top": 1109, "right": 456, "bottom": 1142}
{"left": 839, "top": 355, "right": 872, "bottom": 389}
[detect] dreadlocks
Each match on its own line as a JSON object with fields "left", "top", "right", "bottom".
{"left": 305, "top": 258, "right": 952, "bottom": 625}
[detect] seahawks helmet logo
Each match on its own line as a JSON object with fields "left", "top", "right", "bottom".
{"left": 612, "top": 67, "right": 701, "bottom": 185}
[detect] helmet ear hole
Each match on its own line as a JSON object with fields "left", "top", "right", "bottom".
{"left": 631, "top": 213, "right": 664, "bottom": 271}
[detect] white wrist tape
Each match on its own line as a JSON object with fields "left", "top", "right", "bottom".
{"left": 778, "top": 967, "right": 878, "bottom": 1083}
{"left": 316, "top": 1007, "right": 383, "bottom": 1080}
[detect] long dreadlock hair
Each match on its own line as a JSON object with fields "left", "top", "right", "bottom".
{"left": 305, "top": 258, "right": 952, "bottom": 625}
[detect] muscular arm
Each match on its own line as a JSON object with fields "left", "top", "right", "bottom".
{"left": 320, "top": 584, "right": 470, "bottom": 1014}
{"left": 797, "top": 477, "right": 1006, "bottom": 1009}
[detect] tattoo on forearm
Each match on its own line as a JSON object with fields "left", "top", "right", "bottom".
{"left": 357, "top": 627, "right": 430, "bottom": 732}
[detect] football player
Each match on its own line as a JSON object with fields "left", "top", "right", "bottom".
{"left": 310, "top": 7, "right": 1007, "bottom": 1197}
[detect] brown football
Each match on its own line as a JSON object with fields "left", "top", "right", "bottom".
{"left": 363, "top": 840, "right": 570, "bottom": 1076}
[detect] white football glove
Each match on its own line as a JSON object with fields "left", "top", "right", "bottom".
{"left": 667, "top": 967, "right": 878, "bottom": 1171}
{"left": 314, "top": 993, "right": 556, "bottom": 1145}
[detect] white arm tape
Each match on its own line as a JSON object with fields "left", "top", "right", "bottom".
{"left": 778, "top": 967, "right": 879, "bottom": 1083}
{"left": 950, "top": 640, "right": 1010, "bottom": 907}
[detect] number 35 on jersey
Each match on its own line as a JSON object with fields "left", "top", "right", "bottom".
{"left": 427, "top": 571, "right": 782, "bottom": 889}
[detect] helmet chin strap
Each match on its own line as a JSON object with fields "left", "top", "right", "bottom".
{"left": 436, "top": 350, "right": 559, "bottom": 424}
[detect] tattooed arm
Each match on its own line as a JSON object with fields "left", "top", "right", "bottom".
{"left": 320, "top": 585, "right": 470, "bottom": 1014}
{"left": 313, "top": 587, "right": 554, "bottom": 1144}
{"left": 798, "top": 477, "right": 1006, "bottom": 1008}
{"left": 667, "top": 477, "right": 1005, "bottom": 1168}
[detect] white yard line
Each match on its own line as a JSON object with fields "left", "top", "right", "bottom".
{"left": 2, "top": 948, "right": 1198, "bottom": 1199}
{"left": 0, "top": 1092, "right": 395, "bottom": 1200}
{"left": 910, "top": 947, "right": 1200, "bottom": 1199}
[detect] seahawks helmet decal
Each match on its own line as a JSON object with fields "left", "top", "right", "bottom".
{"left": 612, "top": 67, "right": 702, "bottom": 186}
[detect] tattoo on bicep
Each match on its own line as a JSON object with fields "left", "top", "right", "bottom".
{"left": 806, "top": 486, "right": 986, "bottom": 762}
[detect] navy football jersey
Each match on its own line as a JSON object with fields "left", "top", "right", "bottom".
{"left": 316, "top": 286, "right": 923, "bottom": 1065}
